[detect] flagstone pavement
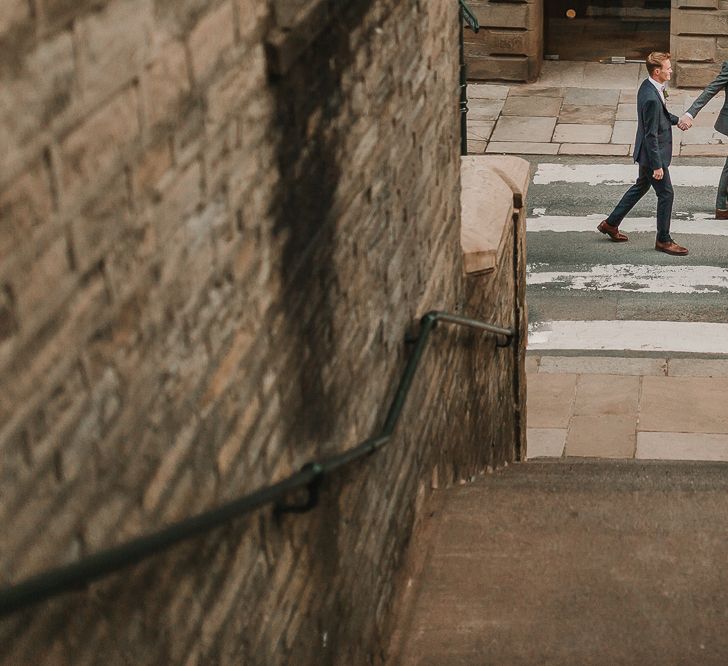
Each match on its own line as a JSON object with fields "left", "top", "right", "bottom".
{"left": 527, "top": 356, "right": 728, "bottom": 462}
{"left": 468, "top": 61, "right": 728, "bottom": 158}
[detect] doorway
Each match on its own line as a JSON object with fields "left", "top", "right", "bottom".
{"left": 544, "top": 1, "right": 670, "bottom": 62}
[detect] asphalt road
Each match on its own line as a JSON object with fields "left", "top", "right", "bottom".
{"left": 525, "top": 155, "right": 728, "bottom": 354}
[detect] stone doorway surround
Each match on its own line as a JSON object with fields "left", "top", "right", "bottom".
{"left": 465, "top": 0, "right": 728, "bottom": 88}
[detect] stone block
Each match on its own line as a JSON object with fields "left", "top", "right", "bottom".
{"left": 675, "top": 62, "right": 723, "bottom": 89}
{"left": 558, "top": 144, "right": 630, "bottom": 156}
{"left": 467, "top": 55, "right": 530, "bottom": 82}
{"left": 672, "top": 10, "right": 728, "bottom": 36}
{"left": 673, "top": 35, "right": 717, "bottom": 63}
{"left": 0, "top": 30, "right": 75, "bottom": 167}
{"left": 0, "top": 161, "right": 54, "bottom": 260}
{"left": 13, "top": 234, "right": 75, "bottom": 336}
{"left": 141, "top": 38, "right": 190, "bottom": 130}
{"left": 469, "top": 2, "right": 530, "bottom": 29}
{"left": 188, "top": 1, "right": 236, "bottom": 83}
{"left": 465, "top": 29, "right": 529, "bottom": 57}
{"left": 77, "top": 0, "right": 153, "bottom": 102}
{"left": 0, "top": 0, "right": 28, "bottom": 35}
{"left": 207, "top": 44, "right": 265, "bottom": 129}
{"left": 676, "top": 0, "right": 719, "bottom": 8}
{"left": 573, "top": 375, "right": 639, "bottom": 417}
{"left": 460, "top": 156, "right": 513, "bottom": 274}
{"left": 60, "top": 86, "right": 140, "bottom": 207}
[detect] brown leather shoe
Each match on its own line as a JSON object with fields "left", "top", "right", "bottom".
{"left": 655, "top": 239, "right": 689, "bottom": 256}
{"left": 716, "top": 209, "right": 728, "bottom": 220}
{"left": 597, "top": 220, "right": 628, "bottom": 242}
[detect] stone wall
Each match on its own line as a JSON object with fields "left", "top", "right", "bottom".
{"left": 464, "top": 0, "right": 543, "bottom": 82}
{"left": 464, "top": 0, "right": 728, "bottom": 88}
{"left": 671, "top": 0, "right": 728, "bottom": 87}
{"left": 0, "top": 0, "right": 525, "bottom": 663}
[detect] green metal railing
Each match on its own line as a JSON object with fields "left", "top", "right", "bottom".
{"left": 460, "top": 0, "right": 480, "bottom": 155}
{"left": 0, "top": 311, "right": 513, "bottom": 617}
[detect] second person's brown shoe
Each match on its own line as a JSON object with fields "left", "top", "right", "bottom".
{"left": 655, "top": 239, "right": 689, "bottom": 256}
{"left": 716, "top": 209, "right": 728, "bottom": 220}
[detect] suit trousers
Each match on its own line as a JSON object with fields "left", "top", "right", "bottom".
{"left": 607, "top": 164, "right": 673, "bottom": 242}
{"left": 717, "top": 156, "right": 728, "bottom": 209}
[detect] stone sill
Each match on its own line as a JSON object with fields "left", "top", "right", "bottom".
{"left": 266, "top": 0, "right": 332, "bottom": 75}
{"left": 460, "top": 155, "right": 530, "bottom": 275}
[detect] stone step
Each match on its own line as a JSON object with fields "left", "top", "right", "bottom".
{"left": 391, "top": 460, "right": 728, "bottom": 665}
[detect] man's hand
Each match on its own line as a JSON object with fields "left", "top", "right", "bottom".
{"left": 678, "top": 113, "right": 693, "bottom": 131}
{"left": 653, "top": 168, "right": 664, "bottom": 180}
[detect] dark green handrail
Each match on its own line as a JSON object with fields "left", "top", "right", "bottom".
{"left": 0, "top": 311, "right": 513, "bottom": 617}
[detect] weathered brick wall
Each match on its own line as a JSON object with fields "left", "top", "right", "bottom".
{"left": 0, "top": 0, "right": 524, "bottom": 663}
{"left": 672, "top": 0, "right": 728, "bottom": 87}
{"left": 464, "top": 0, "right": 543, "bottom": 82}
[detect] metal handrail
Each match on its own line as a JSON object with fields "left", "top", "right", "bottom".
{"left": 459, "top": 0, "right": 480, "bottom": 155}
{"left": 0, "top": 311, "right": 514, "bottom": 617}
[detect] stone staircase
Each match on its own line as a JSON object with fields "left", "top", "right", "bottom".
{"left": 389, "top": 459, "right": 728, "bottom": 665}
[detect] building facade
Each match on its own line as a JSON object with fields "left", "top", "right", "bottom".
{"left": 466, "top": 0, "right": 728, "bottom": 88}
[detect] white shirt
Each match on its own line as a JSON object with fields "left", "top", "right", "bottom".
{"left": 648, "top": 77, "right": 667, "bottom": 104}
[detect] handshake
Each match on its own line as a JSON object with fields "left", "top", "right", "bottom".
{"left": 677, "top": 113, "right": 693, "bottom": 131}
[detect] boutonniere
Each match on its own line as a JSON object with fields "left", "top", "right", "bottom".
{"left": 663, "top": 87, "right": 670, "bottom": 100}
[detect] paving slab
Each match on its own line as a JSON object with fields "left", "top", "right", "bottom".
{"left": 536, "top": 61, "right": 586, "bottom": 87}
{"left": 573, "top": 374, "right": 640, "bottom": 417}
{"left": 668, "top": 359, "right": 728, "bottom": 378}
{"left": 680, "top": 144, "right": 728, "bottom": 157}
{"left": 558, "top": 104, "right": 615, "bottom": 125}
{"left": 566, "top": 414, "right": 637, "bottom": 458}
{"left": 553, "top": 123, "right": 612, "bottom": 143}
{"left": 538, "top": 356, "right": 666, "bottom": 376}
{"left": 525, "top": 355, "right": 539, "bottom": 374}
{"left": 486, "top": 141, "right": 560, "bottom": 155}
{"left": 508, "top": 86, "right": 565, "bottom": 98}
{"left": 466, "top": 120, "right": 494, "bottom": 140}
{"left": 467, "top": 99, "right": 504, "bottom": 121}
{"left": 611, "top": 120, "right": 637, "bottom": 144}
{"left": 526, "top": 428, "right": 566, "bottom": 458}
{"left": 619, "top": 89, "right": 637, "bottom": 104}
{"left": 616, "top": 103, "right": 637, "bottom": 120}
{"left": 526, "top": 373, "right": 577, "bottom": 428}
{"left": 564, "top": 88, "right": 620, "bottom": 107}
{"left": 639, "top": 376, "right": 728, "bottom": 434}
{"left": 501, "top": 95, "right": 562, "bottom": 117}
{"left": 559, "top": 143, "right": 630, "bottom": 156}
{"left": 465, "top": 139, "right": 486, "bottom": 154}
{"left": 468, "top": 83, "right": 509, "bottom": 100}
{"left": 636, "top": 432, "right": 728, "bottom": 461}
{"left": 584, "top": 62, "right": 641, "bottom": 89}
{"left": 491, "top": 116, "right": 557, "bottom": 142}
{"left": 680, "top": 126, "right": 726, "bottom": 146}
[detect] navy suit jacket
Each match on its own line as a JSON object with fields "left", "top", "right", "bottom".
{"left": 633, "top": 78, "right": 678, "bottom": 171}
{"left": 686, "top": 61, "right": 728, "bottom": 136}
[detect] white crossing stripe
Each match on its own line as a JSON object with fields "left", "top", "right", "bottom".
{"left": 527, "top": 214, "right": 728, "bottom": 236}
{"left": 527, "top": 264, "right": 728, "bottom": 294}
{"left": 528, "top": 320, "right": 728, "bottom": 354}
{"left": 533, "top": 163, "right": 724, "bottom": 187}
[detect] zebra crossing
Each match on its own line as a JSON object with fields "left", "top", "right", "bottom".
{"left": 526, "top": 156, "right": 728, "bottom": 356}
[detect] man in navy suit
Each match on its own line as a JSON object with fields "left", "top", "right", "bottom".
{"left": 679, "top": 62, "right": 728, "bottom": 219}
{"left": 598, "top": 52, "right": 689, "bottom": 256}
